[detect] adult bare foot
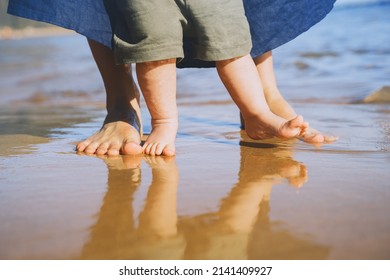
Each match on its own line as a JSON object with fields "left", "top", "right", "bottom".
{"left": 77, "top": 40, "right": 144, "bottom": 156}
{"left": 76, "top": 110, "right": 142, "bottom": 156}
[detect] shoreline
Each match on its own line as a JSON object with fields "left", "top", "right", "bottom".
{"left": 0, "top": 25, "right": 74, "bottom": 40}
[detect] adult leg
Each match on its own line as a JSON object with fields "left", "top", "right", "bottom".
{"left": 76, "top": 39, "right": 143, "bottom": 156}
{"left": 217, "top": 55, "right": 307, "bottom": 140}
{"left": 136, "top": 59, "right": 178, "bottom": 156}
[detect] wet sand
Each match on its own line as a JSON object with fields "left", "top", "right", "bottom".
{"left": 1, "top": 3, "right": 390, "bottom": 260}
{"left": 0, "top": 99, "right": 389, "bottom": 260}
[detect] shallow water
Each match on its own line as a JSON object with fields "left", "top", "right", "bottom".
{"left": 0, "top": 2, "right": 390, "bottom": 259}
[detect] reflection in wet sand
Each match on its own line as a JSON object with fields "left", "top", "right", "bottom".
{"left": 136, "top": 157, "right": 185, "bottom": 259}
{"left": 0, "top": 134, "right": 50, "bottom": 156}
{"left": 79, "top": 137, "right": 328, "bottom": 259}
{"left": 181, "top": 141, "right": 326, "bottom": 260}
{"left": 80, "top": 156, "right": 142, "bottom": 259}
{"left": 80, "top": 156, "right": 185, "bottom": 259}
{"left": 249, "top": 200, "right": 329, "bottom": 260}
{"left": 238, "top": 138, "right": 328, "bottom": 259}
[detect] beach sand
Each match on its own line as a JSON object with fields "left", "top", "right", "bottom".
{"left": 0, "top": 3, "right": 389, "bottom": 259}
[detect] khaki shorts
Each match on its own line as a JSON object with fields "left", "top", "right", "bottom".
{"left": 105, "top": 0, "right": 252, "bottom": 64}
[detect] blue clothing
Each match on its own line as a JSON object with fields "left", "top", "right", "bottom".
{"left": 7, "top": 0, "right": 335, "bottom": 59}
{"left": 244, "top": 0, "right": 335, "bottom": 57}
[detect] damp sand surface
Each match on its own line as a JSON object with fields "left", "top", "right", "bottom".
{"left": 0, "top": 2, "right": 390, "bottom": 260}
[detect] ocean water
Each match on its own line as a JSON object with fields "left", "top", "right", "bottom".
{"left": 0, "top": 1, "right": 389, "bottom": 106}
{"left": 0, "top": 1, "right": 389, "bottom": 260}
{"left": 176, "top": 0, "right": 390, "bottom": 103}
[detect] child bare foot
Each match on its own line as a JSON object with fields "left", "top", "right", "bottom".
{"left": 142, "top": 120, "right": 177, "bottom": 156}
{"left": 76, "top": 110, "right": 142, "bottom": 156}
{"left": 136, "top": 59, "right": 178, "bottom": 157}
{"left": 217, "top": 55, "right": 307, "bottom": 141}
{"left": 244, "top": 113, "right": 308, "bottom": 140}
{"left": 301, "top": 129, "right": 338, "bottom": 143}
{"left": 265, "top": 94, "right": 337, "bottom": 143}
{"left": 265, "top": 90, "right": 337, "bottom": 142}
{"left": 254, "top": 51, "right": 337, "bottom": 144}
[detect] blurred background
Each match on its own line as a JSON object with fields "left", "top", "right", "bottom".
{"left": 1, "top": 0, "right": 47, "bottom": 28}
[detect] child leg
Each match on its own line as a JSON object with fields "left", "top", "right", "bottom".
{"left": 136, "top": 59, "right": 178, "bottom": 156}
{"left": 253, "top": 51, "right": 337, "bottom": 143}
{"left": 216, "top": 55, "right": 308, "bottom": 140}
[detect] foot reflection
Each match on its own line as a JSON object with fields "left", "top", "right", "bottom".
{"left": 181, "top": 143, "right": 310, "bottom": 259}
{"left": 136, "top": 157, "right": 185, "bottom": 259}
{"left": 80, "top": 155, "right": 184, "bottom": 259}
{"left": 80, "top": 155, "right": 142, "bottom": 259}
{"left": 80, "top": 141, "right": 328, "bottom": 259}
